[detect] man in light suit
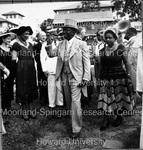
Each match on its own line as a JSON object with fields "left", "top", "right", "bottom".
{"left": 50, "top": 19, "right": 91, "bottom": 138}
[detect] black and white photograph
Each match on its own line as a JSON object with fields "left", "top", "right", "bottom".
{"left": 0, "top": 0, "right": 142, "bottom": 149}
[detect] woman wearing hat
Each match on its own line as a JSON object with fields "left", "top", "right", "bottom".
{"left": 0, "top": 30, "right": 16, "bottom": 112}
{"left": 97, "top": 27, "right": 135, "bottom": 130}
{"left": 11, "top": 26, "right": 38, "bottom": 120}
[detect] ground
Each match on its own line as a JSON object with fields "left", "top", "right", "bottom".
{"left": 2, "top": 93, "right": 141, "bottom": 150}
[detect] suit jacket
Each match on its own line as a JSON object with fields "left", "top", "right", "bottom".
{"left": 34, "top": 42, "right": 43, "bottom": 79}
{"left": 56, "top": 36, "right": 91, "bottom": 85}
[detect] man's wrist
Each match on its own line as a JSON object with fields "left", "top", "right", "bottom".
{"left": 83, "top": 78, "right": 89, "bottom": 82}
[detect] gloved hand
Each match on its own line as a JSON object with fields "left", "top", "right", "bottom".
{"left": 3, "top": 67, "right": 10, "bottom": 79}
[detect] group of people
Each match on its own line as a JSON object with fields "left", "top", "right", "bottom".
{"left": 0, "top": 26, "right": 38, "bottom": 133}
{"left": 0, "top": 18, "right": 143, "bottom": 147}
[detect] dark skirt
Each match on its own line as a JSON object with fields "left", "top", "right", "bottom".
{"left": 97, "top": 66, "right": 135, "bottom": 113}
{"left": 16, "top": 58, "right": 38, "bottom": 103}
{"left": 1, "top": 78, "right": 12, "bottom": 110}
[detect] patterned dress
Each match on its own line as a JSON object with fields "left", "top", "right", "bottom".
{"left": 12, "top": 40, "right": 38, "bottom": 104}
{"left": 97, "top": 44, "right": 135, "bottom": 113}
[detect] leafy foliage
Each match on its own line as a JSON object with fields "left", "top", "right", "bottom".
{"left": 76, "top": 0, "right": 141, "bottom": 20}
{"left": 76, "top": 1, "right": 100, "bottom": 12}
{"left": 112, "top": 0, "right": 141, "bottom": 20}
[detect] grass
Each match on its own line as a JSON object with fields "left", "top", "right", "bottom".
{"left": 123, "top": 127, "right": 140, "bottom": 149}
{"left": 2, "top": 94, "right": 141, "bottom": 150}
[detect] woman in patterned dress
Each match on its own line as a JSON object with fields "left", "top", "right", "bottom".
{"left": 11, "top": 26, "right": 38, "bottom": 121}
{"left": 97, "top": 27, "right": 135, "bottom": 131}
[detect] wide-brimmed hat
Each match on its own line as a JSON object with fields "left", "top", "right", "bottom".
{"left": 103, "top": 26, "right": 118, "bottom": 40}
{"left": 62, "top": 19, "right": 79, "bottom": 33}
{"left": 10, "top": 26, "right": 33, "bottom": 36}
{"left": 0, "top": 29, "right": 15, "bottom": 44}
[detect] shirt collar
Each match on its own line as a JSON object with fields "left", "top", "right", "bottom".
{"left": 67, "top": 36, "right": 75, "bottom": 46}
{"left": 128, "top": 36, "right": 137, "bottom": 43}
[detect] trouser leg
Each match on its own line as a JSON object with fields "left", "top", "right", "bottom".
{"left": 70, "top": 78, "right": 82, "bottom": 133}
{"left": 62, "top": 73, "right": 72, "bottom": 110}
{"left": 48, "top": 74, "right": 56, "bottom": 108}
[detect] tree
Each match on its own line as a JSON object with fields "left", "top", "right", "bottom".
{"left": 76, "top": 0, "right": 141, "bottom": 20}
{"left": 112, "top": 0, "right": 141, "bottom": 21}
{"left": 76, "top": 1, "right": 100, "bottom": 12}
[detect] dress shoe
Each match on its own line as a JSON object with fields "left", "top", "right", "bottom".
{"left": 112, "top": 115, "right": 123, "bottom": 127}
{"left": 100, "top": 120, "right": 109, "bottom": 131}
{"left": 72, "top": 132, "right": 81, "bottom": 139}
{"left": 29, "top": 113, "right": 37, "bottom": 119}
{"left": 22, "top": 114, "right": 29, "bottom": 121}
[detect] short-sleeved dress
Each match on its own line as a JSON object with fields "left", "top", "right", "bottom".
{"left": 97, "top": 44, "right": 135, "bottom": 113}
{"left": 12, "top": 40, "right": 38, "bottom": 104}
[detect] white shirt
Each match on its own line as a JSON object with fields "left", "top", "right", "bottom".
{"left": 95, "top": 41, "right": 104, "bottom": 56}
{"left": 132, "top": 33, "right": 143, "bottom": 92}
{"left": 40, "top": 42, "right": 57, "bottom": 74}
{"left": 67, "top": 36, "right": 74, "bottom": 49}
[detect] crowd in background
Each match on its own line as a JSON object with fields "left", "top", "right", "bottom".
{"left": 0, "top": 18, "right": 143, "bottom": 147}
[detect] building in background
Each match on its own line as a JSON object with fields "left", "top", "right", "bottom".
{"left": 53, "top": 2, "right": 115, "bottom": 34}
{"left": 131, "top": 21, "right": 142, "bottom": 32}
{"left": 0, "top": 17, "right": 18, "bottom": 31}
{"left": 2, "top": 11, "right": 25, "bottom": 26}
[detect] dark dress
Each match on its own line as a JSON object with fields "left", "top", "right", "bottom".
{"left": 12, "top": 41, "right": 38, "bottom": 104}
{"left": 97, "top": 44, "right": 135, "bottom": 112}
{"left": 0, "top": 47, "right": 14, "bottom": 110}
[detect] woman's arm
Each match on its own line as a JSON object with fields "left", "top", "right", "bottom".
{"left": 0, "top": 62, "right": 5, "bottom": 71}
{"left": 121, "top": 45, "right": 131, "bottom": 75}
{"left": 122, "top": 54, "right": 131, "bottom": 75}
{"left": 0, "top": 62, "right": 10, "bottom": 78}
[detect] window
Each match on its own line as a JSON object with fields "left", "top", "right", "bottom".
{"left": 87, "top": 23, "right": 91, "bottom": 30}
{"left": 91, "top": 24, "right": 95, "bottom": 30}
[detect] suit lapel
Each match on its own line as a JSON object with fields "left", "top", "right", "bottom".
{"left": 60, "top": 40, "right": 66, "bottom": 61}
{"left": 55, "top": 40, "right": 66, "bottom": 80}
{"left": 55, "top": 56, "right": 63, "bottom": 80}
{"left": 70, "top": 38, "right": 77, "bottom": 59}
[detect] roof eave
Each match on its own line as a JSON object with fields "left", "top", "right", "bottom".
{"left": 54, "top": 5, "right": 114, "bottom": 12}
{"left": 2, "top": 13, "right": 24, "bottom": 17}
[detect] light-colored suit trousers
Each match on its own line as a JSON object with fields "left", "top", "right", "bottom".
{"left": 48, "top": 74, "right": 56, "bottom": 108}
{"left": 48, "top": 74, "right": 63, "bottom": 108}
{"left": 62, "top": 72, "right": 82, "bottom": 133}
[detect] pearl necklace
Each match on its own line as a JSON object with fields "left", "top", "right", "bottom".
{"left": 105, "top": 43, "right": 119, "bottom": 57}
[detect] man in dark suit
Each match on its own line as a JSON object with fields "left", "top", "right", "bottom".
{"left": 34, "top": 31, "right": 48, "bottom": 106}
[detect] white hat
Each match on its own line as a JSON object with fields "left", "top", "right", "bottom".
{"left": 0, "top": 28, "right": 15, "bottom": 44}
{"left": 103, "top": 26, "right": 118, "bottom": 40}
{"left": 62, "top": 19, "right": 79, "bottom": 33}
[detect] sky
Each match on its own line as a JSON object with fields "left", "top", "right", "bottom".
{"left": 0, "top": 1, "right": 111, "bottom": 33}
